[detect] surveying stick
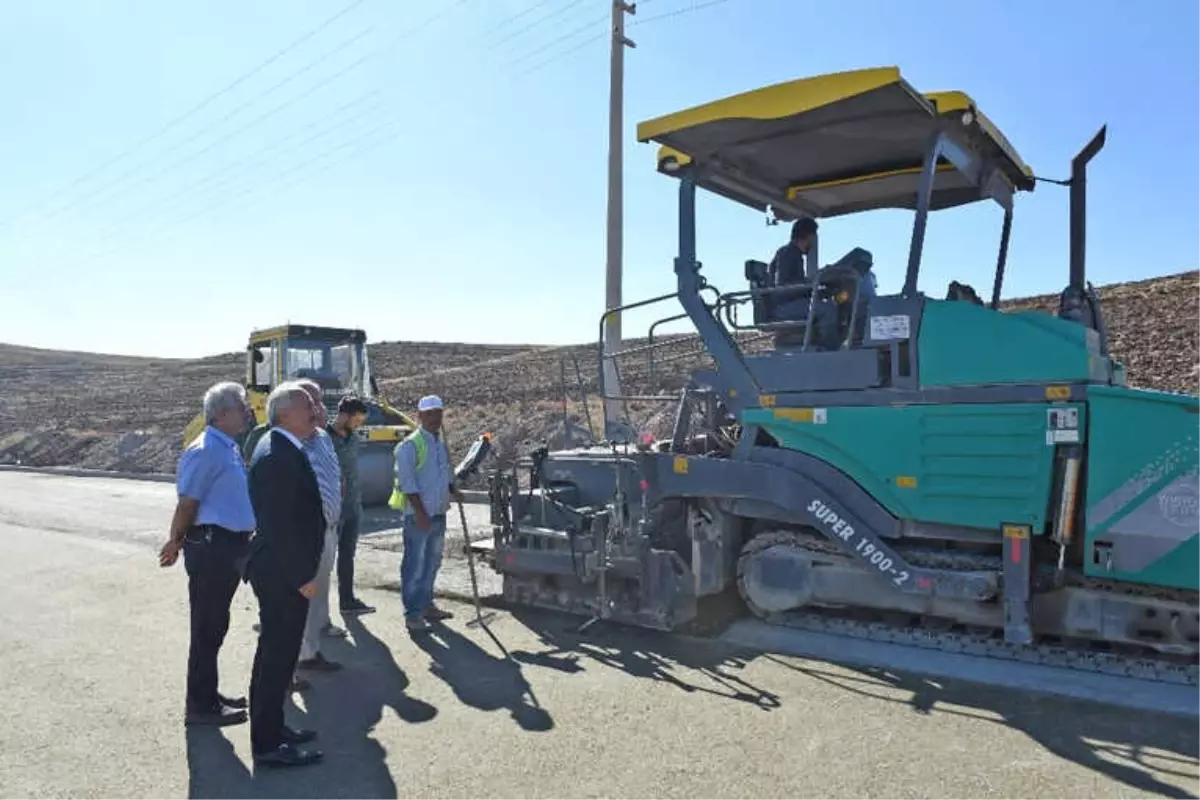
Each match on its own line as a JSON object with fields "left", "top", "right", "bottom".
{"left": 451, "top": 432, "right": 496, "bottom": 628}
{"left": 456, "top": 496, "right": 493, "bottom": 627}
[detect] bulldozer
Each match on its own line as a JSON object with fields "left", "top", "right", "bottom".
{"left": 470, "top": 66, "right": 1199, "bottom": 686}
{"left": 181, "top": 323, "right": 415, "bottom": 505}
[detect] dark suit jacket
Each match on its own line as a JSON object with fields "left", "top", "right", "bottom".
{"left": 246, "top": 429, "right": 324, "bottom": 591}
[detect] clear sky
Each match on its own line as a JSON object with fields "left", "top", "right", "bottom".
{"left": 1, "top": 0, "right": 1196, "bottom": 358}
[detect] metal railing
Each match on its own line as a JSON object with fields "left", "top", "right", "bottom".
{"left": 717, "top": 271, "right": 867, "bottom": 351}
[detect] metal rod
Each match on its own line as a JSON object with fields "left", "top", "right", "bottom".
{"left": 647, "top": 312, "right": 691, "bottom": 381}
{"left": 841, "top": 273, "right": 864, "bottom": 349}
{"left": 597, "top": 394, "right": 686, "bottom": 403}
{"left": 991, "top": 207, "right": 1013, "bottom": 309}
{"left": 597, "top": 289, "right": 681, "bottom": 412}
{"left": 572, "top": 352, "right": 596, "bottom": 441}
{"left": 456, "top": 498, "right": 495, "bottom": 628}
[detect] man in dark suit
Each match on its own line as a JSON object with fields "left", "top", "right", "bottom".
{"left": 244, "top": 382, "right": 326, "bottom": 768}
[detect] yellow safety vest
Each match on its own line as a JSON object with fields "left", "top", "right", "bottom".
{"left": 388, "top": 430, "right": 429, "bottom": 512}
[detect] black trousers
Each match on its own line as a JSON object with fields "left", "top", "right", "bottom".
{"left": 183, "top": 527, "right": 249, "bottom": 712}
{"left": 248, "top": 559, "right": 309, "bottom": 755}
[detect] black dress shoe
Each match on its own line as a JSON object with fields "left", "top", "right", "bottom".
{"left": 185, "top": 704, "right": 247, "bottom": 727}
{"left": 340, "top": 597, "right": 376, "bottom": 615}
{"left": 282, "top": 725, "right": 317, "bottom": 745}
{"left": 218, "top": 692, "right": 247, "bottom": 709}
{"left": 254, "top": 742, "right": 323, "bottom": 768}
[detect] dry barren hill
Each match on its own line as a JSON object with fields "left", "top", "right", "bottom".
{"left": 1, "top": 270, "right": 1196, "bottom": 475}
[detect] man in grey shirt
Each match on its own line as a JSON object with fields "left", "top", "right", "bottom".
{"left": 295, "top": 380, "right": 345, "bottom": 671}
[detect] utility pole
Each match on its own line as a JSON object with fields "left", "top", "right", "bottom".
{"left": 602, "top": 0, "right": 635, "bottom": 441}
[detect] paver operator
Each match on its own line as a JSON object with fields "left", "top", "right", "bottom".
{"left": 389, "top": 394, "right": 461, "bottom": 632}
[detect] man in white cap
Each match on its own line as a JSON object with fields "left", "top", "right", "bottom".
{"left": 389, "top": 394, "right": 460, "bottom": 632}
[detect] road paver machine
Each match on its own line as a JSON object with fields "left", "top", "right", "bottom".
{"left": 471, "top": 66, "right": 1199, "bottom": 685}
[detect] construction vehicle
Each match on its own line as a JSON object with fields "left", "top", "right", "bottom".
{"left": 471, "top": 66, "right": 1200, "bottom": 686}
{"left": 181, "top": 323, "right": 415, "bottom": 505}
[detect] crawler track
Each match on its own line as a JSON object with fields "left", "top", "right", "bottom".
{"left": 736, "top": 530, "right": 1199, "bottom": 687}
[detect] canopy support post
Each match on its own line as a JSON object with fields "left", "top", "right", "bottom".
{"left": 675, "top": 170, "right": 759, "bottom": 404}
{"left": 902, "top": 130, "right": 945, "bottom": 298}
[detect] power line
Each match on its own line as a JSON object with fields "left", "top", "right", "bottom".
{"left": 51, "top": 92, "right": 384, "bottom": 259}
{"left": 49, "top": 116, "right": 406, "bottom": 272}
{"left": 488, "top": 0, "right": 592, "bottom": 49}
{"left": 5, "top": 0, "right": 482, "bottom": 244}
{"left": 477, "top": 0, "right": 560, "bottom": 40}
{"left": 13, "top": 0, "right": 627, "bottom": 274}
{"left": 514, "top": 0, "right": 738, "bottom": 77}
{"left": 512, "top": 28, "right": 608, "bottom": 77}
{"left": 4, "top": 0, "right": 477, "bottom": 242}
{"left": 630, "top": 0, "right": 734, "bottom": 27}
{"left": 16, "top": 23, "right": 378, "bottom": 233}
{"left": 0, "top": 0, "right": 370, "bottom": 231}
{"left": 497, "top": 9, "right": 609, "bottom": 72}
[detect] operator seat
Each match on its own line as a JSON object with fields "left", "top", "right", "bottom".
{"left": 946, "top": 280, "right": 984, "bottom": 305}
{"left": 744, "top": 247, "right": 877, "bottom": 349}
{"left": 294, "top": 368, "right": 344, "bottom": 392}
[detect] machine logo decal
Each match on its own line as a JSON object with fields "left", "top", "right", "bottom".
{"left": 1159, "top": 479, "right": 1200, "bottom": 530}
{"left": 807, "top": 498, "right": 911, "bottom": 587}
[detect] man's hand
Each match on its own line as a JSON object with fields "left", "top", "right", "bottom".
{"left": 414, "top": 509, "right": 431, "bottom": 532}
{"left": 159, "top": 537, "right": 182, "bottom": 567}
{"left": 298, "top": 581, "right": 318, "bottom": 599}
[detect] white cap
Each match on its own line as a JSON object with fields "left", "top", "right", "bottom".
{"left": 417, "top": 394, "right": 444, "bottom": 411}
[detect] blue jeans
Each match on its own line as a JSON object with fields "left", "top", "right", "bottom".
{"left": 400, "top": 513, "right": 446, "bottom": 619}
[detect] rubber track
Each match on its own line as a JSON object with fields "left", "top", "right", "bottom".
{"left": 737, "top": 530, "right": 1199, "bottom": 687}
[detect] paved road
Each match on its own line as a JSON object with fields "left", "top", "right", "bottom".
{"left": 0, "top": 472, "right": 1196, "bottom": 799}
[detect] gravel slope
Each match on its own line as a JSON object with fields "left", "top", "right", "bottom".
{"left": 0, "top": 271, "right": 1195, "bottom": 474}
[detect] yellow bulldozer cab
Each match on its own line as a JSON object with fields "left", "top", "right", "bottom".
{"left": 180, "top": 323, "right": 417, "bottom": 506}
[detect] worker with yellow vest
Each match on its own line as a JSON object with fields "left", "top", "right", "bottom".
{"left": 389, "top": 394, "right": 461, "bottom": 632}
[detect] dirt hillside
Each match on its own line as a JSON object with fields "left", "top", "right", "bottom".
{"left": 1, "top": 271, "right": 1195, "bottom": 476}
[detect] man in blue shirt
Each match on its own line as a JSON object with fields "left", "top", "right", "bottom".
{"left": 159, "top": 381, "right": 256, "bottom": 727}
{"left": 394, "top": 394, "right": 461, "bottom": 633}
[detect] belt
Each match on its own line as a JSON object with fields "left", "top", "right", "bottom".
{"left": 189, "top": 524, "right": 252, "bottom": 544}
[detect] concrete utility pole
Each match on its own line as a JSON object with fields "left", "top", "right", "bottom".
{"left": 602, "top": 0, "right": 635, "bottom": 440}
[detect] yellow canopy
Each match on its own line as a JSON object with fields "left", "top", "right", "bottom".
{"left": 636, "top": 66, "right": 1034, "bottom": 220}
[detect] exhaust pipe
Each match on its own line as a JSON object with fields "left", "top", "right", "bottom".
{"left": 1068, "top": 126, "right": 1108, "bottom": 294}
{"left": 1059, "top": 126, "right": 1110, "bottom": 356}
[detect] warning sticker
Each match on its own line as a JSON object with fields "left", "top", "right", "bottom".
{"left": 869, "top": 315, "right": 911, "bottom": 340}
{"left": 1045, "top": 407, "right": 1081, "bottom": 445}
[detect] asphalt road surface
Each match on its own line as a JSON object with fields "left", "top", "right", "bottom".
{"left": 0, "top": 471, "right": 1197, "bottom": 799}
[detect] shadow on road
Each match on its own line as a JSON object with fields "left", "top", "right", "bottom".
{"left": 185, "top": 727, "right": 253, "bottom": 799}
{"left": 185, "top": 615, "right": 437, "bottom": 799}
{"left": 506, "top": 606, "right": 783, "bottom": 712}
{"left": 763, "top": 655, "right": 1200, "bottom": 800}
{"left": 410, "top": 619, "right": 554, "bottom": 732}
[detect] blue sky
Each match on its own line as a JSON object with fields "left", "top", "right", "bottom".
{"left": 1, "top": 0, "right": 1196, "bottom": 358}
